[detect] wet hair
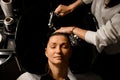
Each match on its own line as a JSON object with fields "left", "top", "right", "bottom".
{"left": 106, "top": 0, "right": 120, "bottom": 7}
{"left": 44, "top": 32, "right": 72, "bottom": 48}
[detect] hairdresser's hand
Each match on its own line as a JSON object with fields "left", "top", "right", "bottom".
{"left": 55, "top": 27, "right": 75, "bottom": 34}
{"left": 54, "top": 4, "right": 74, "bottom": 17}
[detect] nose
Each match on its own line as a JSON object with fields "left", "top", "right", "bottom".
{"left": 55, "top": 46, "right": 62, "bottom": 54}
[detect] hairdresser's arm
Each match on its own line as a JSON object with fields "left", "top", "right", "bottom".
{"left": 56, "top": 13, "right": 120, "bottom": 53}
{"left": 55, "top": 27, "right": 88, "bottom": 41}
{"left": 54, "top": 0, "right": 92, "bottom": 16}
{"left": 87, "top": 13, "right": 120, "bottom": 52}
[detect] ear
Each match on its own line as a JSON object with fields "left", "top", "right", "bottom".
{"left": 45, "top": 48, "right": 48, "bottom": 57}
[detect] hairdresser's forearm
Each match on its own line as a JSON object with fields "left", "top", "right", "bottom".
{"left": 68, "top": 0, "right": 84, "bottom": 11}
{"left": 72, "top": 27, "right": 87, "bottom": 40}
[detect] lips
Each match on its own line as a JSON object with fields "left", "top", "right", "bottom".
{"left": 54, "top": 56, "right": 62, "bottom": 59}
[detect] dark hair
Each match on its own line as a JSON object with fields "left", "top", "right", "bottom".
{"left": 106, "top": 0, "right": 120, "bottom": 7}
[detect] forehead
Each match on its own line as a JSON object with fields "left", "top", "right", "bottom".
{"left": 49, "top": 35, "right": 68, "bottom": 41}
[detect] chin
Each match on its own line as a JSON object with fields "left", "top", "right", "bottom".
{"left": 54, "top": 60, "right": 64, "bottom": 64}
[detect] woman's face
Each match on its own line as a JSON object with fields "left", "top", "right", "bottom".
{"left": 45, "top": 35, "right": 72, "bottom": 65}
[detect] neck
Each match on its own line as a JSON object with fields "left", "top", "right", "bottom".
{"left": 48, "top": 61, "right": 69, "bottom": 80}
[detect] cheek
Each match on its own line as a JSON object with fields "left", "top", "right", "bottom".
{"left": 45, "top": 49, "right": 54, "bottom": 58}
{"left": 63, "top": 50, "right": 71, "bottom": 58}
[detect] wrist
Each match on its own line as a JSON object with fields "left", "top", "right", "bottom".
{"left": 71, "top": 27, "right": 76, "bottom": 34}
{"left": 68, "top": 4, "right": 75, "bottom": 12}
